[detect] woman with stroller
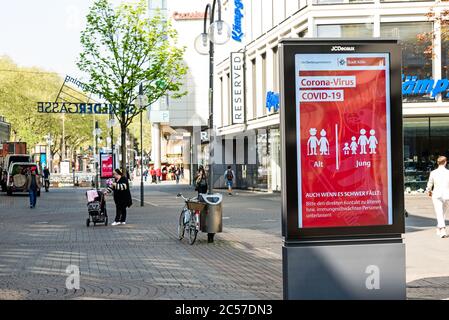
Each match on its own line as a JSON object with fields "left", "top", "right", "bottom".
{"left": 106, "top": 169, "right": 132, "bottom": 226}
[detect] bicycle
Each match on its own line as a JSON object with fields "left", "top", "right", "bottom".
{"left": 177, "top": 193, "right": 206, "bottom": 245}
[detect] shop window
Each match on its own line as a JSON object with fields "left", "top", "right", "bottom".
{"left": 403, "top": 117, "right": 449, "bottom": 192}
{"left": 256, "top": 129, "right": 269, "bottom": 189}
{"left": 380, "top": 22, "right": 433, "bottom": 103}
{"left": 404, "top": 117, "right": 430, "bottom": 192}
{"left": 441, "top": 26, "right": 449, "bottom": 101}
{"left": 430, "top": 117, "right": 449, "bottom": 162}
{"left": 317, "top": 23, "right": 374, "bottom": 38}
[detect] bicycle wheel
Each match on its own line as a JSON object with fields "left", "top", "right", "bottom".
{"left": 178, "top": 207, "right": 187, "bottom": 240}
{"left": 188, "top": 216, "right": 198, "bottom": 245}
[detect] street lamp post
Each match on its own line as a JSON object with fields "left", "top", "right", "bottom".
{"left": 94, "top": 121, "right": 102, "bottom": 189}
{"left": 137, "top": 83, "right": 148, "bottom": 207}
{"left": 194, "top": 0, "right": 231, "bottom": 194}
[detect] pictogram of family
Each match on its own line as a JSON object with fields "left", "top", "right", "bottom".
{"left": 342, "top": 129, "right": 378, "bottom": 155}
{"left": 307, "top": 128, "right": 378, "bottom": 156}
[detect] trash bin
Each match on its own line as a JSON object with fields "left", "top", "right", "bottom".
{"left": 199, "top": 193, "right": 223, "bottom": 242}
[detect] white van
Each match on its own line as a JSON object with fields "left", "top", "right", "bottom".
{"left": 6, "top": 162, "right": 41, "bottom": 196}
{"left": 1, "top": 154, "right": 32, "bottom": 192}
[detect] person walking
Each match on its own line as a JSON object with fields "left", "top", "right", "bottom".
{"left": 25, "top": 167, "right": 42, "bottom": 208}
{"left": 42, "top": 166, "right": 50, "bottom": 191}
{"left": 224, "top": 165, "right": 235, "bottom": 196}
{"left": 195, "top": 165, "right": 208, "bottom": 196}
{"left": 150, "top": 167, "right": 156, "bottom": 184}
{"left": 156, "top": 167, "right": 162, "bottom": 183}
{"left": 106, "top": 169, "right": 132, "bottom": 226}
{"left": 174, "top": 166, "right": 181, "bottom": 184}
{"left": 426, "top": 156, "right": 449, "bottom": 238}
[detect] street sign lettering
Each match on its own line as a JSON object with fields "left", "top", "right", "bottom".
{"left": 36, "top": 102, "right": 137, "bottom": 114}
{"left": 231, "top": 52, "right": 245, "bottom": 124}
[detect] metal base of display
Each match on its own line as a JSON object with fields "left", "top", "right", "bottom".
{"left": 283, "top": 238, "right": 406, "bottom": 300}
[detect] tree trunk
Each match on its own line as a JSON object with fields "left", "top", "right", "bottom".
{"left": 120, "top": 118, "right": 127, "bottom": 176}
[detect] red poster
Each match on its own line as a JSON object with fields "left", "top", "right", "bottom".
{"left": 295, "top": 53, "right": 392, "bottom": 229}
{"left": 101, "top": 153, "right": 113, "bottom": 178}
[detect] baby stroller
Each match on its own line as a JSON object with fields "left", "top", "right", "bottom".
{"left": 85, "top": 189, "right": 108, "bottom": 227}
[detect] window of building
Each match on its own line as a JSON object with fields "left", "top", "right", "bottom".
{"left": 404, "top": 117, "right": 449, "bottom": 192}
{"left": 441, "top": 26, "right": 449, "bottom": 101}
{"left": 251, "top": 58, "right": 257, "bottom": 119}
{"left": 220, "top": 76, "right": 224, "bottom": 127}
{"left": 380, "top": 22, "right": 433, "bottom": 103}
{"left": 256, "top": 129, "right": 269, "bottom": 189}
{"left": 262, "top": 53, "right": 267, "bottom": 116}
{"left": 227, "top": 73, "right": 231, "bottom": 126}
{"left": 273, "top": 46, "right": 279, "bottom": 93}
{"left": 317, "top": 23, "right": 374, "bottom": 38}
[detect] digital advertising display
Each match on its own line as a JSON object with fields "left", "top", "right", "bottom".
{"left": 280, "top": 40, "right": 404, "bottom": 241}
{"left": 100, "top": 153, "right": 113, "bottom": 178}
{"left": 295, "top": 53, "right": 392, "bottom": 229}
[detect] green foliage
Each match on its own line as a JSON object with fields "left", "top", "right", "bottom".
{"left": 77, "top": 0, "right": 187, "bottom": 128}
{"left": 0, "top": 56, "right": 108, "bottom": 159}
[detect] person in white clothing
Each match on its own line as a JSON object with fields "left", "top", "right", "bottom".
{"left": 426, "top": 156, "right": 449, "bottom": 238}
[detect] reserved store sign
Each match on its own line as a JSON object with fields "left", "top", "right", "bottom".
{"left": 231, "top": 52, "right": 245, "bottom": 124}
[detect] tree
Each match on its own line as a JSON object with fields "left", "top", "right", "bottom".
{"left": 77, "top": 0, "right": 187, "bottom": 173}
{"left": 0, "top": 56, "right": 109, "bottom": 167}
{"left": 417, "top": 1, "right": 449, "bottom": 58}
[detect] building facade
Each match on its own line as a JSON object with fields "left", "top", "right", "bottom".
{"left": 148, "top": 0, "right": 211, "bottom": 182}
{"left": 211, "top": 0, "right": 449, "bottom": 192}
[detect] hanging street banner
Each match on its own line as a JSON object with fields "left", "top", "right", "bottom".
{"left": 231, "top": 52, "right": 245, "bottom": 124}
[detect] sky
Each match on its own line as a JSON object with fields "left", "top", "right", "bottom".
{"left": 0, "top": 0, "right": 133, "bottom": 79}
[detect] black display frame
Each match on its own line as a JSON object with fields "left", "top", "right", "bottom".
{"left": 280, "top": 39, "right": 404, "bottom": 242}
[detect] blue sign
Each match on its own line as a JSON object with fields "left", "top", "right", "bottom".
{"left": 232, "top": 0, "right": 244, "bottom": 42}
{"left": 40, "top": 153, "right": 47, "bottom": 168}
{"left": 266, "top": 91, "right": 280, "bottom": 112}
{"left": 402, "top": 75, "right": 449, "bottom": 98}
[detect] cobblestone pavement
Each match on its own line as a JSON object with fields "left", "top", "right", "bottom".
{"left": 0, "top": 184, "right": 282, "bottom": 300}
{"left": 0, "top": 185, "right": 447, "bottom": 299}
{"left": 405, "top": 195, "right": 449, "bottom": 300}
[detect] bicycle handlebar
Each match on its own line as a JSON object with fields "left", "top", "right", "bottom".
{"left": 177, "top": 193, "right": 196, "bottom": 203}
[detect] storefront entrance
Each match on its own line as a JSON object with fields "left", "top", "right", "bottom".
{"left": 404, "top": 117, "right": 449, "bottom": 191}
